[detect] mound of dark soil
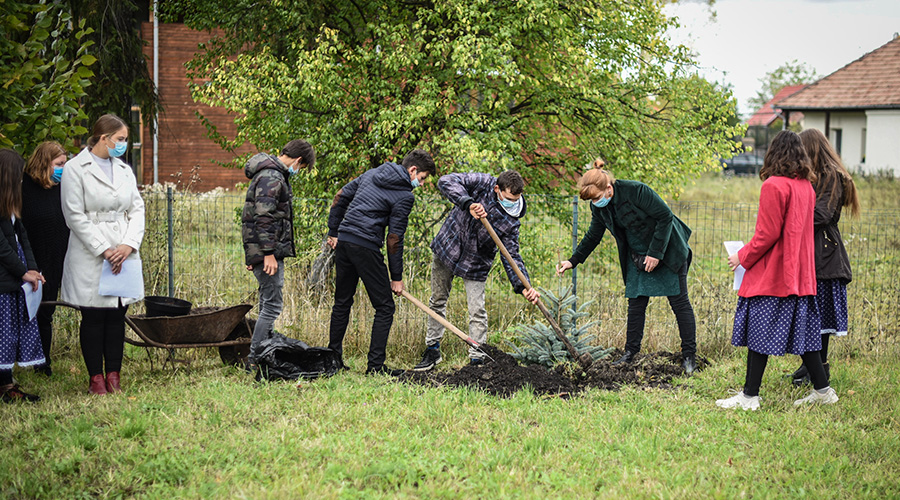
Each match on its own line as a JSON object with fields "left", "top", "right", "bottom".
{"left": 400, "top": 345, "right": 709, "bottom": 398}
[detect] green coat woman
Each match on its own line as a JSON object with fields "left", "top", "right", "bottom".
{"left": 557, "top": 161, "right": 697, "bottom": 373}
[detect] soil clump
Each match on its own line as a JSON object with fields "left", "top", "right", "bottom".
{"left": 400, "top": 345, "right": 709, "bottom": 398}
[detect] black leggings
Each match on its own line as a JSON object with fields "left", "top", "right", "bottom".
{"left": 744, "top": 349, "right": 829, "bottom": 397}
{"left": 79, "top": 306, "right": 128, "bottom": 376}
{"left": 625, "top": 252, "right": 696, "bottom": 356}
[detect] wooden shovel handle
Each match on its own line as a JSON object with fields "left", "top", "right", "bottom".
{"left": 479, "top": 217, "right": 587, "bottom": 366}
{"left": 400, "top": 290, "right": 479, "bottom": 348}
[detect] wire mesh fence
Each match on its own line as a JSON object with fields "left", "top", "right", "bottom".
{"left": 139, "top": 187, "right": 900, "bottom": 360}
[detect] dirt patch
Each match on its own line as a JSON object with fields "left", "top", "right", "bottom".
{"left": 400, "top": 345, "right": 709, "bottom": 398}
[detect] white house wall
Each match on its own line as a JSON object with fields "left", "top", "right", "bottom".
{"left": 865, "top": 110, "right": 900, "bottom": 175}
{"left": 801, "top": 112, "right": 868, "bottom": 172}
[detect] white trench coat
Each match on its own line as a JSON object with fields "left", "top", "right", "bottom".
{"left": 60, "top": 148, "right": 145, "bottom": 308}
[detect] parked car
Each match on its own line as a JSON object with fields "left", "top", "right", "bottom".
{"left": 721, "top": 153, "right": 765, "bottom": 176}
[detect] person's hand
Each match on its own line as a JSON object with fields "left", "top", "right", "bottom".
{"left": 391, "top": 280, "right": 404, "bottom": 295}
{"left": 727, "top": 253, "right": 741, "bottom": 271}
{"left": 522, "top": 287, "right": 540, "bottom": 304}
{"left": 469, "top": 203, "right": 487, "bottom": 219}
{"left": 246, "top": 265, "right": 254, "bottom": 271}
{"left": 263, "top": 254, "right": 278, "bottom": 276}
{"left": 326, "top": 236, "right": 337, "bottom": 249}
{"left": 22, "top": 270, "right": 44, "bottom": 291}
{"left": 643, "top": 256, "right": 660, "bottom": 272}
{"left": 556, "top": 260, "right": 573, "bottom": 276}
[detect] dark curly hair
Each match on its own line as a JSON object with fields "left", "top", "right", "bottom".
{"left": 759, "top": 130, "right": 815, "bottom": 184}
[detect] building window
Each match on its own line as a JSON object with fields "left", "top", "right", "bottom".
{"left": 831, "top": 128, "right": 842, "bottom": 156}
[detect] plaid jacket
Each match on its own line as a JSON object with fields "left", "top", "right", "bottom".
{"left": 430, "top": 173, "right": 530, "bottom": 293}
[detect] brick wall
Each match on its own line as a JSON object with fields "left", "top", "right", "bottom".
{"left": 141, "top": 23, "right": 254, "bottom": 191}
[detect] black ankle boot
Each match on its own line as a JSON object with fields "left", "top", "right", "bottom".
{"left": 791, "top": 364, "right": 810, "bottom": 386}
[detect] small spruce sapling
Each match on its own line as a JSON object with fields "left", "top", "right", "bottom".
{"left": 508, "top": 285, "right": 613, "bottom": 367}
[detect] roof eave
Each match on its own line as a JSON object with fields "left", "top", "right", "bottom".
{"left": 778, "top": 104, "right": 900, "bottom": 112}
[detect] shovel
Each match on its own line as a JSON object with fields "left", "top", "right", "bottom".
{"left": 479, "top": 217, "right": 594, "bottom": 371}
{"left": 400, "top": 290, "right": 494, "bottom": 362}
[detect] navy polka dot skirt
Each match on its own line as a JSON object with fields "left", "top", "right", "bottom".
{"left": 732, "top": 295, "right": 822, "bottom": 356}
{"left": 0, "top": 242, "right": 45, "bottom": 370}
{"left": 816, "top": 279, "right": 848, "bottom": 337}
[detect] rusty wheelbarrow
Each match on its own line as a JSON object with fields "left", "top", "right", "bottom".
{"left": 47, "top": 301, "right": 254, "bottom": 368}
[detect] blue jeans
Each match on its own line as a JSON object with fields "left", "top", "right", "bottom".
{"left": 250, "top": 259, "right": 284, "bottom": 363}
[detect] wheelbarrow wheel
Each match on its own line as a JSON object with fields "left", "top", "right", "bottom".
{"left": 219, "top": 318, "right": 255, "bottom": 367}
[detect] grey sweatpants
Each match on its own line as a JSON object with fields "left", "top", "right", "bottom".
{"left": 426, "top": 256, "right": 487, "bottom": 359}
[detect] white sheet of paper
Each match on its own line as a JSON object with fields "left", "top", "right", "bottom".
{"left": 724, "top": 241, "right": 746, "bottom": 291}
{"left": 22, "top": 280, "right": 42, "bottom": 321}
{"left": 99, "top": 258, "right": 144, "bottom": 299}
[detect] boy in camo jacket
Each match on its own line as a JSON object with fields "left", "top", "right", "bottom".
{"left": 241, "top": 139, "right": 315, "bottom": 369}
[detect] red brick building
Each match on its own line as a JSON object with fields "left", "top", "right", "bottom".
{"left": 139, "top": 22, "right": 253, "bottom": 191}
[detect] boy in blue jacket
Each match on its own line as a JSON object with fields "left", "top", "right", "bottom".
{"left": 326, "top": 149, "right": 436, "bottom": 375}
{"left": 412, "top": 171, "right": 539, "bottom": 371}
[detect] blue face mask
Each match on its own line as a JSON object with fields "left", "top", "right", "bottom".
{"left": 592, "top": 195, "right": 611, "bottom": 208}
{"left": 411, "top": 177, "right": 420, "bottom": 189}
{"left": 51, "top": 167, "right": 63, "bottom": 183}
{"left": 107, "top": 141, "right": 128, "bottom": 158}
{"left": 498, "top": 196, "right": 517, "bottom": 209}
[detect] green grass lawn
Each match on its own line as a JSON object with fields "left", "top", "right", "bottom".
{"left": 4, "top": 172, "right": 898, "bottom": 499}
{"left": 2, "top": 340, "right": 898, "bottom": 499}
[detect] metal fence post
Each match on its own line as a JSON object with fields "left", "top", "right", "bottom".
{"left": 167, "top": 187, "right": 174, "bottom": 298}
{"left": 571, "top": 195, "right": 578, "bottom": 304}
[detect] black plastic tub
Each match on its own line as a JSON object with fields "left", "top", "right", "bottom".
{"left": 144, "top": 296, "right": 192, "bottom": 317}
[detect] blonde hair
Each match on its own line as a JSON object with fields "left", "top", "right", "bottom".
{"left": 578, "top": 158, "right": 616, "bottom": 200}
{"left": 26, "top": 141, "right": 67, "bottom": 189}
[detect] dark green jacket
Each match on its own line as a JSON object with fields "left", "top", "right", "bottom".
{"left": 241, "top": 153, "right": 296, "bottom": 266}
{"left": 569, "top": 180, "right": 692, "bottom": 298}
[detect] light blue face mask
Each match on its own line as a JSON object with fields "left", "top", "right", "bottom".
{"left": 592, "top": 196, "right": 611, "bottom": 208}
{"left": 411, "top": 177, "right": 420, "bottom": 189}
{"left": 107, "top": 141, "right": 128, "bottom": 158}
{"left": 51, "top": 167, "right": 63, "bottom": 183}
{"left": 498, "top": 196, "right": 517, "bottom": 209}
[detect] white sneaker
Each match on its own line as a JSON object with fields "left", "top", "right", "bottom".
{"left": 716, "top": 390, "right": 760, "bottom": 411}
{"left": 793, "top": 387, "right": 839, "bottom": 406}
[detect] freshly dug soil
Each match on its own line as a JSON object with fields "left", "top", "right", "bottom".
{"left": 400, "top": 345, "right": 709, "bottom": 398}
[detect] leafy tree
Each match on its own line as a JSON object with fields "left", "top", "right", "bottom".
{"left": 161, "top": 0, "right": 741, "bottom": 200}
{"left": 0, "top": 0, "right": 95, "bottom": 153}
{"left": 67, "top": 0, "right": 160, "bottom": 141}
{"left": 747, "top": 59, "right": 819, "bottom": 113}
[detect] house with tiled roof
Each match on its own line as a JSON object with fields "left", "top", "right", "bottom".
{"left": 777, "top": 35, "right": 900, "bottom": 174}
{"left": 747, "top": 84, "right": 808, "bottom": 128}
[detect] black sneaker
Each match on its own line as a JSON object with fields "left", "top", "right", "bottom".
{"left": 412, "top": 348, "right": 442, "bottom": 372}
{"left": 1, "top": 386, "right": 40, "bottom": 403}
{"left": 365, "top": 365, "right": 405, "bottom": 377}
{"left": 469, "top": 358, "right": 484, "bottom": 366}
{"left": 33, "top": 364, "right": 52, "bottom": 377}
{"left": 612, "top": 351, "right": 636, "bottom": 365}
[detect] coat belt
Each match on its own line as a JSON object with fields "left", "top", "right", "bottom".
{"left": 88, "top": 211, "right": 126, "bottom": 223}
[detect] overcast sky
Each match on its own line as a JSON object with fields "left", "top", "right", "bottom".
{"left": 664, "top": 0, "right": 900, "bottom": 118}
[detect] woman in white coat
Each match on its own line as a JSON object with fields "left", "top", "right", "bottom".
{"left": 61, "top": 114, "right": 145, "bottom": 395}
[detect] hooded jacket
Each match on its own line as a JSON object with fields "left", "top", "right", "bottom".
{"left": 430, "top": 172, "right": 530, "bottom": 293}
{"left": 327, "top": 162, "right": 415, "bottom": 281}
{"left": 241, "top": 153, "right": 296, "bottom": 266}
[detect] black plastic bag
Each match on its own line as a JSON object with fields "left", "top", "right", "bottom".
{"left": 255, "top": 332, "right": 341, "bottom": 381}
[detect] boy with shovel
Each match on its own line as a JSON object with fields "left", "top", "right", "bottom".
{"left": 412, "top": 171, "right": 540, "bottom": 371}
{"left": 326, "top": 149, "right": 436, "bottom": 376}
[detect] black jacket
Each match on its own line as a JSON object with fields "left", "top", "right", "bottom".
{"left": 0, "top": 216, "right": 38, "bottom": 293}
{"left": 327, "top": 162, "right": 415, "bottom": 281}
{"left": 814, "top": 179, "right": 852, "bottom": 283}
{"left": 21, "top": 175, "right": 69, "bottom": 288}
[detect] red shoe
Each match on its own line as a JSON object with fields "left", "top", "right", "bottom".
{"left": 89, "top": 374, "right": 108, "bottom": 395}
{"left": 106, "top": 372, "right": 121, "bottom": 393}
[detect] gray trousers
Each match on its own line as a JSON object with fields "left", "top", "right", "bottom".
{"left": 250, "top": 259, "right": 284, "bottom": 362}
{"left": 426, "top": 256, "right": 487, "bottom": 359}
